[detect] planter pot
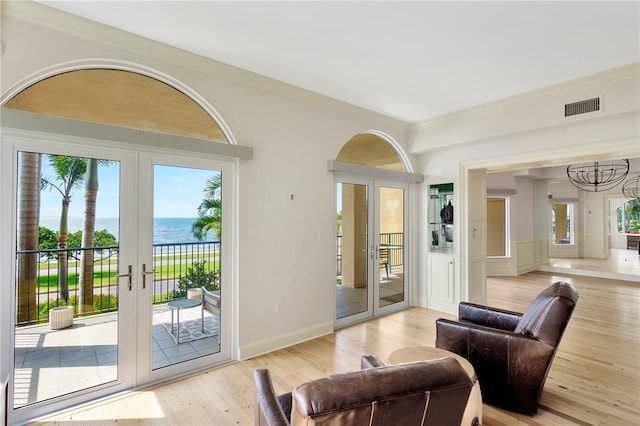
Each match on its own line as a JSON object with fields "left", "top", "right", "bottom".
{"left": 49, "top": 306, "right": 74, "bottom": 330}
{"left": 187, "top": 288, "right": 203, "bottom": 300}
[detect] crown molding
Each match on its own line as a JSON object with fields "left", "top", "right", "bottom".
{"left": 412, "top": 62, "right": 640, "bottom": 131}
{"left": 2, "top": 1, "right": 409, "bottom": 130}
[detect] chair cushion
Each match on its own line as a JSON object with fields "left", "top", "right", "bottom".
{"left": 513, "top": 282, "right": 578, "bottom": 345}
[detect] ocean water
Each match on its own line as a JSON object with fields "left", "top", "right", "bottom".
{"left": 39, "top": 217, "right": 213, "bottom": 244}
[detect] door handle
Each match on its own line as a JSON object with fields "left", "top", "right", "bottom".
{"left": 116, "top": 265, "right": 133, "bottom": 291}
{"left": 141, "top": 263, "right": 155, "bottom": 289}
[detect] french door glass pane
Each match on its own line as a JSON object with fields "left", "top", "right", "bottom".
{"left": 336, "top": 182, "right": 369, "bottom": 319}
{"left": 13, "top": 152, "right": 120, "bottom": 407}
{"left": 151, "top": 165, "right": 222, "bottom": 370}
{"left": 378, "top": 186, "right": 404, "bottom": 308}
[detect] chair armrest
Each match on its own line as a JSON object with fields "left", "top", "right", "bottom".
{"left": 361, "top": 354, "right": 385, "bottom": 369}
{"left": 254, "top": 369, "right": 290, "bottom": 426}
{"left": 436, "top": 318, "right": 551, "bottom": 360}
{"left": 436, "top": 318, "right": 555, "bottom": 414}
{"left": 459, "top": 302, "right": 522, "bottom": 331}
{"left": 202, "top": 287, "right": 221, "bottom": 316}
{"left": 436, "top": 318, "right": 474, "bottom": 356}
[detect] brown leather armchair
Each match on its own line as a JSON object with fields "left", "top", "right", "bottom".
{"left": 435, "top": 281, "right": 578, "bottom": 414}
{"left": 254, "top": 355, "right": 478, "bottom": 425}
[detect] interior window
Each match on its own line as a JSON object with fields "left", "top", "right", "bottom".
{"left": 552, "top": 203, "right": 574, "bottom": 245}
{"left": 617, "top": 199, "right": 640, "bottom": 234}
{"left": 487, "top": 197, "right": 509, "bottom": 256}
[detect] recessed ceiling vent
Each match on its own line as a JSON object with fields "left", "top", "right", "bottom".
{"left": 564, "top": 97, "right": 600, "bottom": 117}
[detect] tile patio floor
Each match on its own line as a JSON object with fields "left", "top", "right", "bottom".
{"left": 13, "top": 304, "right": 220, "bottom": 408}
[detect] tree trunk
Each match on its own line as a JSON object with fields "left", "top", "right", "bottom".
{"left": 58, "top": 199, "right": 70, "bottom": 302}
{"left": 79, "top": 159, "right": 98, "bottom": 314}
{"left": 17, "top": 152, "right": 41, "bottom": 324}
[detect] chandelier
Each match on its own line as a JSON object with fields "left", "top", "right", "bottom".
{"left": 622, "top": 175, "right": 639, "bottom": 200}
{"left": 566, "top": 159, "right": 629, "bottom": 192}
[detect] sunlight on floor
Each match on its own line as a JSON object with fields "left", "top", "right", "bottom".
{"left": 49, "top": 391, "right": 167, "bottom": 422}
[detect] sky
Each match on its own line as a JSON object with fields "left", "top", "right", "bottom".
{"left": 39, "top": 158, "right": 218, "bottom": 219}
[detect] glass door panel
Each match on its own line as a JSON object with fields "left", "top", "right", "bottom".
{"left": 336, "top": 182, "right": 372, "bottom": 324}
{"left": 150, "top": 164, "right": 223, "bottom": 370}
{"left": 377, "top": 185, "right": 405, "bottom": 308}
{"left": 13, "top": 151, "right": 123, "bottom": 408}
{"left": 335, "top": 178, "right": 408, "bottom": 327}
{"left": 5, "top": 138, "right": 234, "bottom": 424}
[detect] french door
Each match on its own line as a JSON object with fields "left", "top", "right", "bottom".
{"left": 3, "top": 135, "right": 232, "bottom": 424}
{"left": 335, "top": 175, "right": 408, "bottom": 328}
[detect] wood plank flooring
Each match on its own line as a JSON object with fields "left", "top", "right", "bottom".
{"left": 30, "top": 271, "right": 639, "bottom": 425}
{"left": 548, "top": 248, "right": 640, "bottom": 279}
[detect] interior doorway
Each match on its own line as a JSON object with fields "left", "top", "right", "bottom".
{"left": 463, "top": 142, "right": 640, "bottom": 303}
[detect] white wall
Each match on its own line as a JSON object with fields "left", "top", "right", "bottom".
{"left": 533, "top": 180, "right": 550, "bottom": 267}
{"left": 413, "top": 63, "right": 639, "bottom": 309}
{"left": 410, "top": 63, "right": 639, "bottom": 153}
{"left": 2, "top": 1, "right": 639, "bottom": 365}
{"left": 514, "top": 178, "right": 536, "bottom": 273}
{"left": 0, "top": 4, "right": 414, "bottom": 363}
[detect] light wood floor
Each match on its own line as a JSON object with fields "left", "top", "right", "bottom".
{"left": 30, "top": 271, "right": 639, "bottom": 426}
{"left": 546, "top": 248, "right": 639, "bottom": 281}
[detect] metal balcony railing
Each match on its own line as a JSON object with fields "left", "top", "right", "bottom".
{"left": 14, "top": 241, "right": 220, "bottom": 326}
{"left": 336, "top": 233, "right": 404, "bottom": 276}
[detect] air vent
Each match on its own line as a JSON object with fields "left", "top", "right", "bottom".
{"left": 565, "top": 97, "right": 600, "bottom": 117}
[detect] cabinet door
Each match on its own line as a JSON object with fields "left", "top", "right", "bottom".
{"left": 428, "top": 255, "right": 454, "bottom": 303}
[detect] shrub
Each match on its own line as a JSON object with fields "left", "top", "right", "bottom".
{"left": 94, "top": 294, "right": 118, "bottom": 311}
{"left": 175, "top": 260, "right": 219, "bottom": 298}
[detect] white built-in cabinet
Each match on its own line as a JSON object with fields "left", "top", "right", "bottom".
{"left": 427, "top": 183, "right": 459, "bottom": 314}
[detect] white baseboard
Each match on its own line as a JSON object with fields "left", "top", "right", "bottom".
{"left": 239, "top": 321, "right": 334, "bottom": 360}
{"left": 536, "top": 264, "right": 640, "bottom": 283}
{"left": 426, "top": 299, "right": 457, "bottom": 316}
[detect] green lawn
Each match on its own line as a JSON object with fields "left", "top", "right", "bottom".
{"left": 36, "top": 258, "right": 220, "bottom": 291}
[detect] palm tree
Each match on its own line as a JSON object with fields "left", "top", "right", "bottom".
{"left": 78, "top": 158, "right": 98, "bottom": 314}
{"left": 78, "top": 158, "right": 115, "bottom": 313}
{"left": 191, "top": 173, "right": 222, "bottom": 241}
{"left": 41, "top": 155, "right": 87, "bottom": 301}
{"left": 16, "top": 152, "right": 42, "bottom": 324}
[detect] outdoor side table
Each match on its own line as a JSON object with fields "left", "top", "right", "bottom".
{"left": 167, "top": 298, "right": 203, "bottom": 344}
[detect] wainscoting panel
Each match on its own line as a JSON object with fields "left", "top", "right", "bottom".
{"left": 487, "top": 257, "right": 516, "bottom": 276}
{"left": 516, "top": 239, "right": 535, "bottom": 274}
{"left": 534, "top": 237, "right": 549, "bottom": 266}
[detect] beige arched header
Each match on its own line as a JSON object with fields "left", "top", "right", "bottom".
{"left": 336, "top": 133, "right": 406, "bottom": 172}
{"left": 3, "top": 69, "right": 227, "bottom": 142}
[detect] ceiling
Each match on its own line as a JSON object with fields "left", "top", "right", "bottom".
{"left": 36, "top": 1, "right": 640, "bottom": 124}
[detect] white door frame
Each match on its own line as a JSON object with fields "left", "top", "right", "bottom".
{"left": 1, "top": 134, "right": 137, "bottom": 424}
{"left": 136, "top": 153, "right": 235, "bottom": 385}
{"left": 334, "top": 174, "right": 410, "bottom": 328}
{"left": 1, "top": 123, "right": 239, "bottom": 424}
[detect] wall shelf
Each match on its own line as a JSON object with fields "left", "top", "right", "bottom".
{"left": 429, "top": 183, "right": 454, "bottom": 254}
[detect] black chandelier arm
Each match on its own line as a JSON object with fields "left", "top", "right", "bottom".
{"left": 566, "top": 159, "right": 629, "bottom": 192}
{"left": 622, "top": 175, "right": 640, "bottom": 200}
